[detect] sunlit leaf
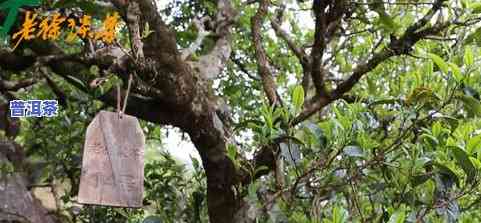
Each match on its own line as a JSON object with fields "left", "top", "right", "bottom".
{"left": 469, "top": 157, "right": 481, "bottom": 169}
{"left": 464, "top": 47, "right": 474, "bottom": 66}
{"left": 429, "top": 53, "right": 449, "bottom": 74}
{"left": 432, "top": 121, "right": 443, "bottom": 138}
{"left": 332, "top": 204, "right": 348, "bottom": 223}
{"left": 388, "top": 209, "right": 405, "bottom": 223}
{"left": 448, "top": 63, "right": 462, "bottom": 82}
{"left": 471, "top": 2, "right": 481, "bottom": 13}
{"left": 467, "top": 134, "right": 481, "bottom": 154}
{"left": 292, "top": 85, "right": 305, "bottom": 112}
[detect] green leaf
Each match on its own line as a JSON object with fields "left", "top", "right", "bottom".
{"left": 292, "top": 85, "right": 305, "bottom": 112}
{"left": 450, "top": 146, "right": 476, "bottom": 184}
{"left": 388, "top": 209, "right": 405, "bottom": 223}
{"left": 143, "top": 216, "right": 163, "bottom": 223}
{"left": 235, "top": 119, "right": 263, "bottom": 132}
{"left": 462, "top": 86, "right": 480, "bottom": 100}
{"left": 467, "top": 135, "right": 481, "bottom": 154}
{"left": 435, "top": 163, "right": 460, "bottom": 186}
{"left": 470, "top": 157, "right": 481, "bottom": 169}
{"left": 89, "top": 65, "right": 99, "bottom": 76}
{"left": 261, "top": 104, "right": 274, "bottom": 129}
{"left": 471, "top": 2, "right": 481, "bottom": 13}
{"left": 114, "top": 209, "right": 129, "bottom": 218}
{"left": 370, "top": 3, "right": 398, "bottom": 33}
{"left": 378, "top": 13, "right": 397, "bottom": 32}
{"left": 226, "top": 144, "right": 238, "bottom": 170}
{"left": 425, "top": 61, "right": 433, "bottom": 76}
{"left": 465, "top": 27, "right": 481, "bottom": 45}
{"left": 248, "top": 182, "right": 258, "bottom": 201}
{"left": 448, "top": 63, "right": 462, "bottom": 82}
{"left": 142, "top": 22, "right": 155, "bottom": 39}
{"left": 421, "top": 133, "right": 439, "bottom": 146}
{"left": 432, "top": 121, "right": 443, "bottom": 138}
{"left": 411, "top": 174, "right": 431, "bottom": 187}
{"left": 406, "top": 87, "right": 438, "bottom": 106}
{"left": 367, "top": 76, "right": 377, "bottom": 94}
{"left": 254, "top": 165, "right": 269, "bottom": 175}
{"left": 428, "top": 53, "right": 449, "bottom": 74}
{"left": 464, "top": 47, "right": 474, "bottom": 66}
{"left": 344, "top": 145, "right": 364, "bottom": 158}
{"left": 458, "top": 95, "right": 481, "bottom": 117}
{"left": 332, "top": 204, "right": 347, "bottom": 223}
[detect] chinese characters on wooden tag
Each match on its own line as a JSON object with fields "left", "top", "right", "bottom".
{"left": 78, "top": 111, "right": 144, "bottom": 207}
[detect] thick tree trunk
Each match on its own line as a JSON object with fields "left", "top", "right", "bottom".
{"left": 182, "top": 93, "right": 240, "bottom": 222}
{"left": 0, "top": 145, "right": 56, "bottom": 223}
{"left": 0, "top": 0, "right": 250, "bottom": 222}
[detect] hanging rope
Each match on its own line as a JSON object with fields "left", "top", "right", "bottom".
{"left": 116, "top": 74, "right": 134, "bottom": 119}
{"left": 122, "top": 74, "right": 133, "bottom": 115}
{"left": 116, "top": 84, "right": 121, "bottom": 116}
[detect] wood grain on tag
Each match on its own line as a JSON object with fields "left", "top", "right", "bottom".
{"left": 78, "top": 111, "right": 144, "bottom": 207}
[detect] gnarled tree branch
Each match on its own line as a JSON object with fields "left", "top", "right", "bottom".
{"left": 251, "top": 0, "right": 278, "bottom": 105}
{"left": 270, "top": 7, "right": 312, "bottom": 94}
{"left": 293, "top": 0, "right": 449, "bottom": 125}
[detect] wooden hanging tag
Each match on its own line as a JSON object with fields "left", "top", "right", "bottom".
{"left": 78, "top": 111, "right": 144, "bottom": 207}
